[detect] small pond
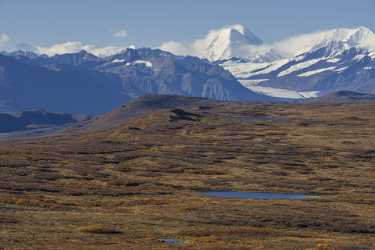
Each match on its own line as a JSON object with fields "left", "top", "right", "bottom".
{"left": 201, "top": 191, "right": 317, "bottom": 200}
{"left": 160, "top": 238, "right": 184, "bottom": 246}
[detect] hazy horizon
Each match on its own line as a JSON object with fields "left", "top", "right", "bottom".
{"left": 1, "top": 0, "right": 375, "bottom": 52}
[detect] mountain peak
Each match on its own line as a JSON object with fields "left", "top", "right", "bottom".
{"left": 307, "top": 26, "right": 375, "bottom": 54}
{"left": 224, "top": 24, "right": 262, "bottom": 42}
{"left": 199, "top": 24, "right": 263, "bottom": 61}
{"left": 260, "top": 26, "right": 375, "bottom": 59}
{"left": 226, "top": 24, "right": 247, "bottom": 33}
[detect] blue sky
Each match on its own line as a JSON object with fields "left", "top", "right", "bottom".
{"left": 1, "top": 0, "right": 374, "bottom": 50}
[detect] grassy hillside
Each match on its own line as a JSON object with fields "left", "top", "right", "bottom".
{"left": 0, "top": 96, "right": 374, "bottom": 249}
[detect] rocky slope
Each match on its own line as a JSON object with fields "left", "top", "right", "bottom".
{"left": 99, "top": 48, "right": 267, "bottom": 101}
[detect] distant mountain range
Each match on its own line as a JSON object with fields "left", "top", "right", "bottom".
{"left": 1, "top": 24, "right": 375, "bottom": 114}
{"left": 0, "top": 48, "right": 271, "bottom": 114}
{"left": 219, "top": 26, "right": 375, "bottom": 99}
{"left": 0, "top": 110, "right": 77, "bottom": 133}
{"left": 162, "top": 24, "right": 375, "bottom": 99}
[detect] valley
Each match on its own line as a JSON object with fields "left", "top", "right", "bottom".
{"left": 0, "top": 96, "right": 374, "bottom": 249}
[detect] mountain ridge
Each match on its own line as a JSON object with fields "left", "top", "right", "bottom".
{"left": 3, "top": 24, "right": 375, "bottom": 102}
{"left": 209, "top": 25, "right": 375, "bottom": 99}
{"left": 0, "top": 48, "right": 272, "bottom": 114}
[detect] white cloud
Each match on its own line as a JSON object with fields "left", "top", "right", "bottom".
{"left": 0, "top": 33, "right": 10, "bottom": 47}
{"left": 113, "top": 29, "right": 128, "bottom": 38}
{"left": 37, "top": 41, "right": 128, "bottom": 57}
{"left": 90, "top": 46, "right": 128, "bottom": 57}
{"left": 37, "top": 41, "right": 91, "bottom": 55}
{"left": 160, "top": 41, "right": 194, "bottom": 56}
{"left": 15, "top": 43, "right": 36, "bottom": 52}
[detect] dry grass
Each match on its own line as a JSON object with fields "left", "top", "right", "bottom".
{"left": 0, "top": 100, "right": 375, "bottom": 249}
{"left": 78, "top": 225, "right": 123, "bottom": 235}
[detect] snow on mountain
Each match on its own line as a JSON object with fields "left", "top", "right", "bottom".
{"left": 221, "top": 58, "right": 290, "bottom": 79}
{"left": 160, "top": 24, "right": 263, "bottom": 61}
{"left": 0, "top": 47, "right": 274, "bottom": 114}
{"left": 266, "top": 26, "right": 375, "bottom": 59}
{"left": 195, "top": 24, "right": 263, "bottom": 61}
{"left": 4, "top": 24, "right": 375, "bottom": 100}
{"left": 239, "top": 79, "right": 319, "bottom": 99}
{"left": 222, "top": 43, "right": 375, "bottom": 99}
{"left": 111, "top": 59, "right": 153, "bottom": 68}
{"left": 298, "top": 67, "right": 336, "bottom": 77}
{"left": 334, "top": 66, "right": 349, "bottom": 73}
{"left": 161, "top": 25, "right": 375, "bottom": 64}
{"left": 112, "top": 58, "right": 126, "bottom": 64}
{"left": 213, "top": 26, "right": 375, "bottom": 99}
{"left": 97, "top": 47, "right": 271, "bottom": 102}
{"left": 36, "top": 41, "right": 128, "bottom": 57}
{"left": 277, "top": 59, "right": 322, "bottom": 77}
{"left": 243, "top": 84, "right": 319, "bottom": 99}
{"left": 133, "top": 60, "right": 153, "bottom": 68}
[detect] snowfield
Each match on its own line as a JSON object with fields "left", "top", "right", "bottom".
{"left": 241, "top": 84, "right": 319, "bottom": 99}
{"left": 222, "top": 59, "right": 290, "bottom": 78}
{"left": 298, "top": 67, "right": 336, "bottom": 77}
{"left": 277, "top": 59, "right": 322, "bottom": 77}
{"left": 112, "top": 59, "right": 126, "bottom": 64}
{"left": 134, "top": 60, "right": 153, "bottom": 68}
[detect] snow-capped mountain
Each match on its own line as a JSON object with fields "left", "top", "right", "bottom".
{"left": 197, "top": 24, "right": 263, "bottom": 61}
{"left": 161, "top": 24, "right": 375, "bottom": 98}
{"left": 215, "top": 26, "right": 375, "bottom": 99}
{"left": 160, "top": 24, "right": 264, "bottom": 62}
{"left": 253, "top": 26, "right": 375, "bottom": 60}
{"left": 2, "top": 24, "right": 375, "bottom": 101}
